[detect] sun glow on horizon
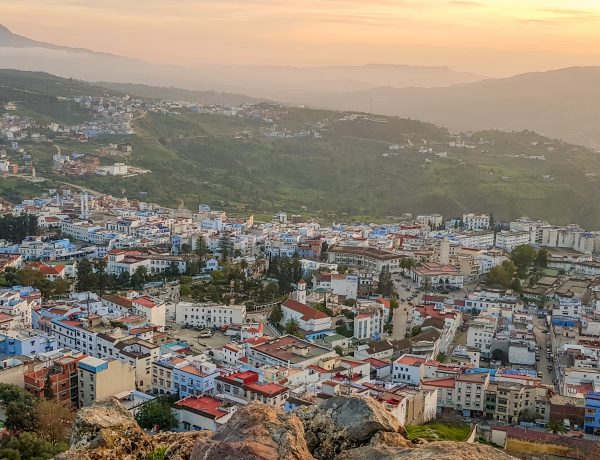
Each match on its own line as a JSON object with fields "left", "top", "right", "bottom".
{"left": 1, "top": 0, "right": 599, "bottom": 75}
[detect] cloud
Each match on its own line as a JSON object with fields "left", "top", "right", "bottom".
{"left": 448, "top": 1, "right": 484, "bottom": 6}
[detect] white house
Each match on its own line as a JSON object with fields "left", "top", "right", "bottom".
{"left": 175, "top": 395, "right": 237, "bottom": 432}
{"left": 462, "top": 213, "right": 490, "bottom": 230}
{"left": 495, "top": 231, "right": 530, "bottom": 252}
{"left": 175, "top": 303, "right": 246, "bottom": 329}
{"left": 280, "top": 299, "right": 332, "bottom": 333}
{"left": 392, "top": 354, "right": 427, "bottom": 386}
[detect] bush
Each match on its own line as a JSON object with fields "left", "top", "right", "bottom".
{"left": 135, "top": 398, "right": 178, "bottom": 431}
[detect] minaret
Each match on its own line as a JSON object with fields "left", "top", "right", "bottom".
{"left": 296, "top": 279, "right": 307, "bottom": 305}
{"left": 80, "top": 193, "right": 90, "bottom": 220}
{"left": 440, "top": 237, "right": 450, "bottom": 265}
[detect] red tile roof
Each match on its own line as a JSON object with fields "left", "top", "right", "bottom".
{"left": 176, "top": 396, "right": 229, "bottom": 419}
{"left": 422, "top": 377, "right": 456, "bottom": 388}
{"left": 364, "top": 357, "right": 390, "bottom": 368}
{"left": 282, "top": 299, "right": 329, "bottom": 321}
{"left": 395, "top": 355, "right": 427, "bottom": 366}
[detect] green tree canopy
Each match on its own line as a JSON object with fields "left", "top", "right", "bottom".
{"left": 135, "top": 397, "right": 178, "bottom": 431}
{"left": 510, "top": 245, "right": 537, "bottom": 277}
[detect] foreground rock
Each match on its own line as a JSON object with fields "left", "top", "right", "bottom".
{"left": 334, "top": 441, "right": 517, "bottom": 460}
{"left": 191, "top": 401, "right": 312, "bottom": 460}
{"left": 297, "top": 396, "right": 410, "bottom": 459}
{"left": 57, "top": 396, "right": 514, "bottom": 460}
{"left": 55, "top": 398, "right": 210, "bottom": 460}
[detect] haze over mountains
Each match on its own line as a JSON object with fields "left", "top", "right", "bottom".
{"left": 2, "top": 23, "right": 600, "bottom": 148}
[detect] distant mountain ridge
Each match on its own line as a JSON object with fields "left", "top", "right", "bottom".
{"left": 303, "top": 66, "right": 600, "bottom": 148}
{"left": 0, "top": 23, "right": 486, "bottom": 93}
{"left": 2, "top": 24, "right": 600, "bottom": 147}
{"left": 0, "top": 24, "right": 122, "bottom": 57}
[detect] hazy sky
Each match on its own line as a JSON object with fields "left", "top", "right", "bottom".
{"left": 2, "top": 0, "right": 600, "bottom": 76}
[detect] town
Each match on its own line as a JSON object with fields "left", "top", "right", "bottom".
{"left": 0, "top": 186, "right": 596, "bottom": 459}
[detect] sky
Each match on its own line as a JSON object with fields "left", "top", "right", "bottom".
{"left": 1, "top": 0, "right": 600, "bottom": 76}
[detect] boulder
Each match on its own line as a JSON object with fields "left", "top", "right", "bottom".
{"left": 57, "top": 398, "right": 155, "bottom": 460}
{"left": 56, "top": 398, "right": 210, "bottom": 460}
{"left": 191, "top": 401, "right": 313, "bottom": 460}
{"left": 320, "top": 396, "right": 405, "bottom": 441}
{"left": 369, "top": 431, "right": 413, "bottom": 448}
{"left": 297, "top": 396, "right": 407, "bottom": 460}
{"left": 334, "top": 441, "right": 516, "bottom": 460}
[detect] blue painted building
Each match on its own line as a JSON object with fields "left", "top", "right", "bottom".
{"left": 584, "top": 392, "right": 600, "bottom": 435}
{"left": 0, "top": 330, "right": 58, "bottom": 356}
{"left": 170, "top": 359, "right": 220, "bottom": 397}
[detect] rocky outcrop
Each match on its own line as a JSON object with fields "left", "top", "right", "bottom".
{"left": 334, "top": 441, "right": 517, "bottom": 460}
{"left": 191, "top": 401, "right": 312, "bottom": 460}
{"left": 297, "top": 396, "right": 409, "bottom": 459}
{"left": 58, "top": 396, "right": 514, "bottom": 460}
{"left": 55, "top": 398, "right": 209, "bottom": 460}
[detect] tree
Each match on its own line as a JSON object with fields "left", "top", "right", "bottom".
{"left": 486, "top": 260, "right": 517, "bottom": 289}
{"left": 51, "top": 278, "right": 72, "bottom": 298}
{"left": 218, "top": 234, "right": 233, "bottom": 262}
{"left": 135, "top": 398, "right": 177, "bottom": 431}
{"left": 377, "top": 267, "right": 393, "bottom": 297}
{"left": 0, "top": 214, "right": 39, "bottom": 243}
{"left": 117, "top": 271, "right": 131, "bottom": 288}
{"left": 400, "top": 258, "right": 416, "bottom": 274}
{"left": 179, "top": 285, "right": 192, "bottom": 297}
{"left": 0, "top": 431, "right": 67, "bottom": 460}
{"left": 0, "top": 384, "right": 37, "bottom": 432}
{"left": 536, "top": 248, "right": 549, "bottom": 268}
{"left": 131, "top": 266, "right": 148, "bottom": 290}
{"left": 194, "top": 235, "right": 209, "bottom": 259}
{"left": 206, "top": 284, "right": 221, "bottom": 302}
{"left": 546, "top": 418, "right": 567, "bottom": 435}
{"left": 93, "top": 259, "right": 110, "bottom": 295}
{"left": 510, "top": 245, "right": 537, "bottom": 278}
{"left": 180, "top": 243, "right": 192, "bottom": 254}
{"left": 75, "top": 259, "right": 96, "bottom": 292}
{"left": 510, "top": 277, "right": 522, "bottom": 292}
{"left": 423, "top": 276, "right": 432, "bottom": 292}
{"left": 334, "top": 346, "right": 344, "bottom": 356}
{"left": 284, "top": 318, "right": 302, "bottom": 337}
{"left": 34, "top": 399, "right": 75, "bottom": 445}
{"left": 269, "top": 304, "right": 283, "bottom": 324}
{"left": 262, "top": 282, "right": 279, "bottom": 301}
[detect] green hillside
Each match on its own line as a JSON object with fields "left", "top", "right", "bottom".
{"left": 59, "top": 109, "right": 600, "bottom": 227}
{"left": 2, "top": 69, "right": 600, "bottom": 227}
{"left": 0, "top": 69, "right": 114, "bottom": 124}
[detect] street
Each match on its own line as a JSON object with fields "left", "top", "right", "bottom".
{"left": 532, "top": 315, "right": 554, "bottom": 385}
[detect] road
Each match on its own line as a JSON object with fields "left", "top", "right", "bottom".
{"left": 532, "top": 315, "right": 554, "bottom": 385}
{"left": 392, "top": 274, "right": 420, "bottom": 303}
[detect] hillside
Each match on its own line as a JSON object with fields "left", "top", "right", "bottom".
{"left": 0, "top": 69, "right": 115, "bottom": 124}
{"left": 305, "top": 67, "right": 600, "bottom": 149}
{"left": 2, "top": 69, "right": 600, "bottom": 227}
{"left": 50, "top": 107, "right": 600, "bottom": 227}
{"left": 98, "top": 81, "right": 267, "bottom": 106}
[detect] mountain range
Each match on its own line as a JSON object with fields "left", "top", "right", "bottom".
{"left": 2, "top": 23, "right": 600, "bottom": 148}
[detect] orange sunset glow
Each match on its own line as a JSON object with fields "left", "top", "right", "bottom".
{"left": 1, "top": 0, "right": 600, "bottom": 75}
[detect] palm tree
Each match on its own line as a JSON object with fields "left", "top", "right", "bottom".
{"left": 423, "top": 276, "right": 433, "bottom": 293}
{"left": 285, "top": 318, "right": 302, "bottom": 337}
{"left": 546, "top": 418, "right": 567, "bottom": 435}
{"left": 269, "top": 304, "right": 283, "bottom": 325}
